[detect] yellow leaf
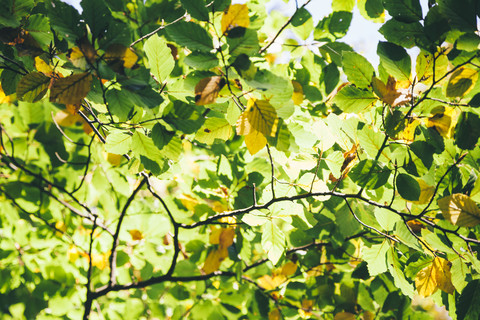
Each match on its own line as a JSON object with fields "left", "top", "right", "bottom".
{"left": 104, "top": 43, "right": 138, "bottom": 69}
{"left": 280, "top": 261, "right": 298, "bottom": 276}
{"left": 372, "top": 76, "right": 411, "bottom": 107}
{"left": 195, "top": 76, "right": 226, "bottom": 105}
{"left": 90, "top": 252, "right": 109, "bottom": 270}
{"left": 221, "top": 4, "right": 250, "bottom": 35}
{"left": 258, "top": 274, "right": 285, "bottom": 290}
{"left": 416, "top": 257, "right": 454, "bottom": 297}
{"left": 415, "top": 259, "right": 438, "bottom": 297}
{"left": 105, "top": 153, "right": 122, "bottom": 166}
{"left": 67, "top": 245, "right": 81, "bottom": 262}
{"left": 433, "top": 257, "right": 455, "bottom": 294}
{"left": 411, "top": 179, "right": 435, "bottom": 205}
{"left": 54, "top": 110, "right": 84, "bottom": 127}
{"left": 268, "top": 309, "right": 281, "bottom": 320}
{"left": 244, "top": 128, "right": 267, "bottom": 155}
{"left": 129, "top": 229, "right": 144, "bottom": 241}
{"left": 35, "top": 56, "right": 54, "bottom": 75}
{"left": 68, "top": 47, "right": 88, "bottom": 69}
{"left": 210, "top": 227, "right": 222, "bottom": 244}
{"left": 237, "top": 99, "right": 278, "bottom": 137}
{"left": 66, "top": 104, "right": 81, "bottom": 115}
{"left": 426, "top": 106, "right": 459, "bottom": 138}
{"left": 398, "top": 118, "right": 420, "bottom": 142}
{"left": 292, "top": 80, "right": 303, "bottom": 105}
{"left": 179, "top": 193, "right": 198, "bottom": 211}
{"left": 0, "top": 84, "right": 10, "bottom": 104}
{"left": 50, "top": 72, "right": 93, "bottom": 105}
{"left": 203, "top": 248, "right": 223, "bottom": 273}
{"left": 446, "top": 67, "right": 478, "bottom": 98}
{"left": 219, "top": 228, "right": 235, "bottom": 249}
{"left": 438, "top": 193, "right": 480, "bottom": 227}
{"left": 334, "top": 312, "right": 356, "bottom": 320}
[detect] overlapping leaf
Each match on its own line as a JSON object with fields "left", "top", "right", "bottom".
{"left": 438, "top": 194, "right": 480, "bottom": 227}
{"left": 50, "top": 72, "right": 92, "bottom": 105}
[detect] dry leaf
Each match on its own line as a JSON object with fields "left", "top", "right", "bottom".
{"left": 195, "top": 76, "right": 226, "bottom": 105}
{"left": 50, "top": 72, "right": 93, "bottom": 105}
{"left": 372, "top": 76, "right": 411, "bottom": 107}
{"left": 129, "top": 229, "right": 144, "bottom": 241}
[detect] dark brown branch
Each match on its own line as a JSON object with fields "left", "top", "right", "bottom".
{"left": 108, "top": 177, "right": 147, "bottom": 287}
{"left": 416, "top": 152, "right": 467, "bottom": 218}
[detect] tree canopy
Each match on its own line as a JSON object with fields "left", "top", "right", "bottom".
{"left": 2, "top": 0, "right": 480, "bottom": 319}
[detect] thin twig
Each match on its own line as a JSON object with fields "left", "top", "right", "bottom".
{"left": 266, "top": 144, "right": 276, "bottom": 199}
{"left": 259, "top": 0, "right": 313, "bottom": 54}
{"left": 108, "top": 177, "right": 147, "bottom": 287}
{"left": 130, "top": 13, "right": 188, "bottom": 47}
{"left": 344, "top": 199, "right": 399, "bottom": 243}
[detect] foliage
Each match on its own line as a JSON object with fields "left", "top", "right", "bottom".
{"left": 1, "top": 0, "right": 480, "bottom": 319}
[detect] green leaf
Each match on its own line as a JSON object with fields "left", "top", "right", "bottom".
{"left": 105, "top": 89, "right": 134, "bottom": 121}
{"left": 457, "top": 279, "right": 480, "bottom": 320}
{"left": 131, "top": 131, "right": 164, "bottom": 163}
{"left": 291, "top": 8, "right": 314, "bottom": 40}
{"left": 16, "top": 72, "right": 50, "bottom": 102}
{"left": 184, "top": 52, "right": 219, "bottom": 70}
{"left": 383, "top": 0, "right": 423, "bottom": 23}
{"left": 357, "top": 0, "right": 384, "bottom": 22}
{"left": 357, "top": 126, "right": 385, "bottom": 159}
{"left": 105, "top": 131, "right": 132, "bottom": 155}
{"left": 379, "top": 19, "right": 428, "bottom": 49}
{"left": 166, "top": 21, "right": 213, "bottom": 52}
{"left": 446, "top": 68, "right": 478, "bottom": 98}
{"left": 144, "top": 34, "right": 175, "bottom": 84}
{"left": 396, "top": 173, "right": 420, "bottom": 201}
{"left": 331, "top": 85, "right": 377, "bottom": 113}
{"left": 325, "top": 151, "right": 343, "bottom": 179}
{"left": 437, "top": 0, "right": 477, "bottom": 32}
{"left": 349, "top": 159, "right": 390, "bottom": 190}
{"left": 196, "top": 117, "right": 232, "bottom": 144}
{"left": 180, "top": 0, "right": 209, "bottom": 21}
{"left": 374, "top": 208, "right": 401, "bottom": 231}
{"left": 227, "top": 29, "right": 259, "bottom": 56}
{"left": 341, "top": 52, "right": 375, "bottom": 88}
{"left": 81, "top": 0, "right": 111, "bottom": 38}
{"left": 386, "top": 247, "right": 414, "bottom": 298}
{"left": 261, "top": 220, "right": 285, "bottom": 265}
{"left": 455, "top": 112, "right": 480, "bottom": 150}
{"left": 332, "top": 0, "right": 355, "bottom": 12}
{"left": 362, "top": 241, "right": 389, "bottom": 276}
{"left": 377, "top": 41, "right": 411, "bottom": 82}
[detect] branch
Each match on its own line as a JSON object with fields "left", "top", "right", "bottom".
{"left": 108, "top": 177, "right": 147, "bottom": 287}
{"left": 416, "top": 152, "right": 467, "bottom": 218}
{"left": 259, "top": 0, "right": 313, "bottom": 54}
{"left": 266, "top": 144, "right": 276, "bottom": 199}
{"left": 142, "top": 172, "right": 180, "bottom": 277}
{"left": 344, "top": 199, "right": 399, "bottom": 243}
{"left": 83, "top": 216, "right": 98, "bottom": 320}
{"left": 181, "top": 189, "right": 412, "bottom": 229}
{"left": 130, "top": 13, "right": 188, "bottom": 48}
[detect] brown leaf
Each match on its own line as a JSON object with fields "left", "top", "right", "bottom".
{"left": 50, "top": 72, "right": 93, "bottom": 105}
{"left": 372, "top": 76, "right": 411, "bottom": 107}
{"left": 195, "top": 76, "right": 226, "bottom": 105}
